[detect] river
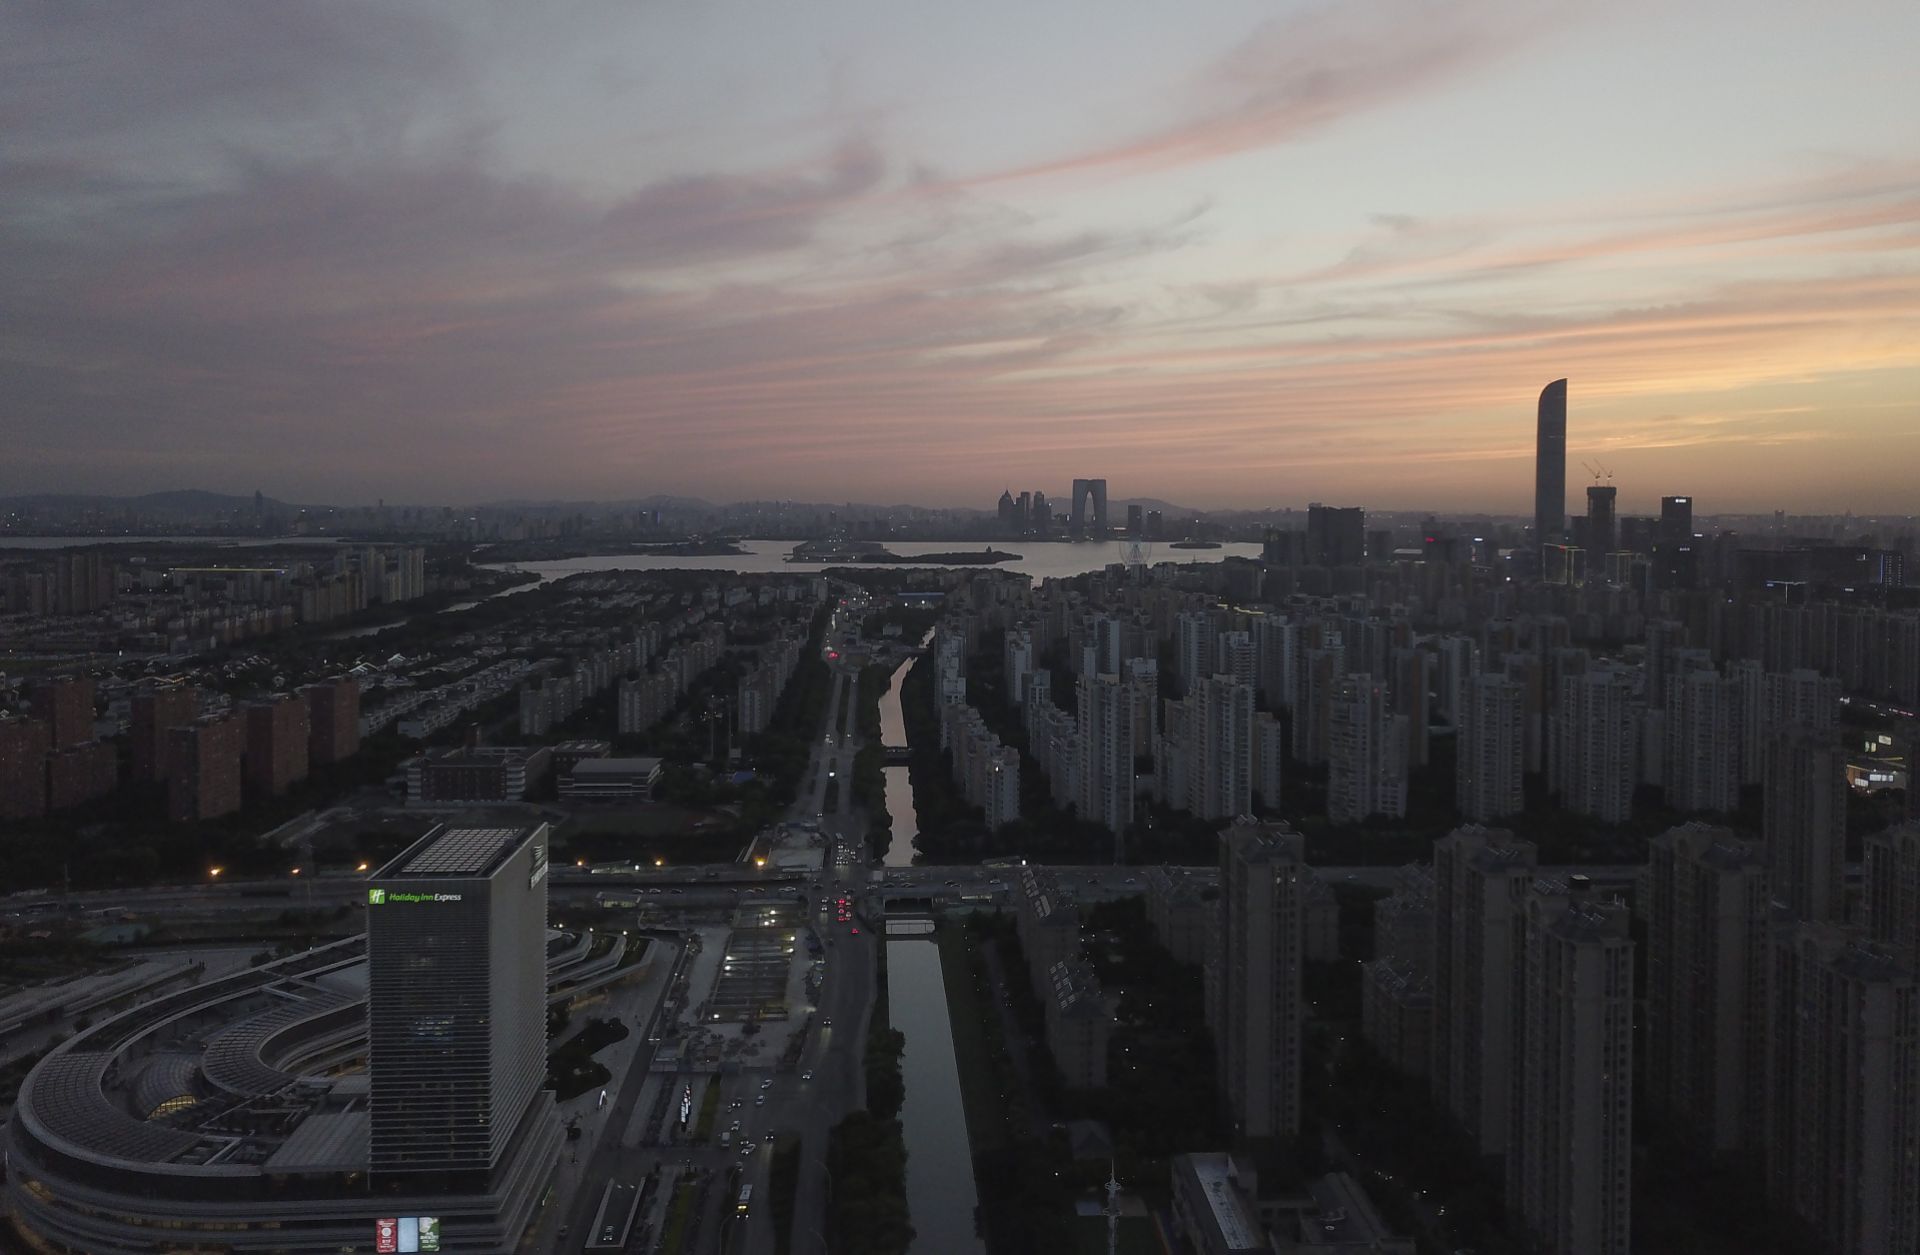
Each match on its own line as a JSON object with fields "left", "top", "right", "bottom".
{"left": 878, "top": 654, "right": 918, "bottom": 868}
{"left": 887, "top": 938, "right": 985, "bottom": 1255}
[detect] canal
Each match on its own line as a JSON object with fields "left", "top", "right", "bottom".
{"left": 887, "top": 938, "right": 984, "bottom": 1255}
{"left": 877, "top": 651, "right": 919, "bottom": 867}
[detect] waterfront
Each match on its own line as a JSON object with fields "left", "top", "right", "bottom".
{"left": 479, "top": 537, "right": 1262, "bottom": 585}
{"left": 887, "top": 939, "right": 986, "bottom": 1255}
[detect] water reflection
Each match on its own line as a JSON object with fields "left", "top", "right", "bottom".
{"left": 887, "top": 938, "right": 985, "bottom": 1255}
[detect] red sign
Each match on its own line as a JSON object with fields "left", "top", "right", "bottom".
{"left": 375, "top": 1218, "right": 399, "bottom": 1253}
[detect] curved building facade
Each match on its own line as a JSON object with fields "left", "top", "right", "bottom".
{"left": 1535, "top": 379, "right": 1568, "bottom": 542}
{"left": 4, "top": 825, "right": 594, "bottom": 1255}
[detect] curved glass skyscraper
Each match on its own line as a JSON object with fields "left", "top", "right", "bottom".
{"left": 1535, "top": 379, "right": 1567, "bottom": 541}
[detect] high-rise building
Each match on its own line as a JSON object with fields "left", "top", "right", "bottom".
{"left": 1865, "top": 822, "right": 1920, "bottom": 964}
{"left": 244, "top": 694, "right": 310, "bottom": 797}
{"left": 1551, "top": 668, "right": 1639, "bottom": 823}
{"left": 0, "top": 717, "right": 52, "bottom": 820}
{"left": 1176, "top": 611, "right": 1216, "bottom": 695}
{"left": 1187, "top": 674, "right": 1254, "bottom": 820}
{"left": 1431, "top": 826, "right": 1537, "bottom": 1155}
{"left": 167, "top": 713, "right": 244, "bottom": 822}
{"left": 1645, "top": 824, "right": 1768, "bottom": 1154}
{"left": 1662, "top": 670, "right": 1740, "bottom": 813}
{"left": 1251, "top": 710, "right": 1284, "bottom": 810}
{"left": 1763, "top": 727, "right": 1846, "bottom": 923}
{"left": 1659, "top": 495, "right": 1693, "bottom": 544}
{"left": 28, "top": 675, "right": 95, "bottom": 749}
{"left": 1126, "top": 503, "right": 1144, "bottom": 535}
{"left": 1510, "top": 881, "right": 1634, "bottom": 1255}
{"left": 1216, "top": 818, "right": 1307, "bottom": 1139}
{"left": 367, "top": 824, "right": 557, "bottom": 1187}
{"left": 1327, "top": 675, "right": 1408, "bottom": 824}
{"left": 1765, "top": 924, "right": 1920, "bottom": 1254}
{"left": 1535, "top": 379, "right": 1568, "bottom": 541}
{"left": 1585, "top": 483, "right": 1617, "bottom": 556}
{"left": 1069, "top": 478, "right": 1109, "bottom": 533}
{"left": 131, "top": 685, "right": 197, "bottom": 783}
{"left": 1075, "top": 672, "right": 1134, "bottom": 835}
{"left": 1305, "top": 504, "right": 1366, "bottom": 567}
{"left": 1457, "top": 672, "right": 1525, "bottom": 822}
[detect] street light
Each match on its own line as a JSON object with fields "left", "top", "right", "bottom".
{"left": 208, "top": 866, "right": 222, "bottom": 879}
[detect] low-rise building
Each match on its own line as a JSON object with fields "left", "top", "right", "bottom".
{"left": 557, "top": 757, "right": 663, "bottom": 804}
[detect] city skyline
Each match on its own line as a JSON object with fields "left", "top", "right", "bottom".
{"left": 5, "top": 2, "right": 1919, "bottom": 510}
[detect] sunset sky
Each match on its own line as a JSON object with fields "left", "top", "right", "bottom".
{"left": 5, "top": 1, "right": 1918, "bottom": 514}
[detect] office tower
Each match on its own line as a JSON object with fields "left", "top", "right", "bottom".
{"left": 1252, "top": 711, "right": 1284, "bottom": 809}
{"left": 1646, "top": 824, "right": 1769, "bottom": 1154}
{"left": 1305, "top": 504, "right": 1366, "bottom": 567}
{"left": 1659, "top": 495, "right": 1693, "bottom": 544}
{"left": 1075, "top": 672, "right": 1135, "bottom": 835}
{"left": 131, "top": 685, "right": 197, "bottom": 783}
{"left": 368, "top": 824, "right": 556, "bottom": 1185}
{"left": 1535, "top": 379, "right": 1568, "bottom": 541}
{"left": 1763, "top": 727, "right": 1846, "bottom": 922}
{"left": 1457, "top": 673, "right": 1524, "bottom": 822}
{"left": 1126, "top": 503, "right": 1144, "bottom": 534}
{"left": 1432, "top": 826, "right": 1537, "bottom": 1155}
{"left": 1662, "top": 670, "right": 1740, "bottom": 813}
{"left": 1585, "top": 484, "right": 1617, "bottom": 555}
{"left": 167, "top": 713, "right": 244, "bottom": 822}
{"left": 1327, "top": 675, "right": 1408, "bottom": 824}
{"left": 1510, "top": 881, "right": 1634, "bottom": 1255}
{"left": 997, "top": 489, "right": 1020, "bottom": 533}
{"left": 28, "top": 675, "right": 94, "bottom": 749}
{"left": 1216, "top": 818, "right": 1307, "bottom": 1139}
{"left": 1187, "top": 674, "right": 1254, "bottom": 820}
{"left": 1765, "top": 924, "right": 1920, "bottom": 1254}
{"left": 1069, "top": 478, "right": 1109, "bottom": 532}
{"left": 244, "top": 695, "right": 310, "bottom": 796}
{"left": 1551, "top": 669, "right": 1638, "bottom": 823}
{"left": 0, "top": 717, "right": 52, "bottom": 820}
{"left": 1865, "top": 823, "right": 1920, "bottom": 964}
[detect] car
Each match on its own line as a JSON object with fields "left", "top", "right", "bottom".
{"left": 755, "top": 1095, "right": 766, "bottom": 1106}
{"left": 760, "top": 1078, "right": 774, "bottom": 1089}
{"left": 764, "top": 1132, "right": 775, "bottom": 1142}
{"left": 741, "top": 1142, "right": 756, "bottom": 1155}
{"left": 823, "top": 1018, "right": 833, "bottom": 1028}
{"left": 801, "top": 1071, "right": 814, "bottom": 1081}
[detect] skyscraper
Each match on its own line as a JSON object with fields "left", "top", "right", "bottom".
{"left": 1763, "top": 727, "right": 1846, "bottom": 923}
{"left": 1187, "top": 673, "right": 1254, "bottom": 821}
{"left": 1510, "top": 880, "right": 1634, "bottom": 1255}
{"left": 368, "top": 824, "right": 555, "bottom": 1187}
{"left": 1456, "top": 672, "right": 1524, "bottom": 822}
{"left": 1075, "top": 672, "right": 1134, "bottom": 835}
{"left": 1431, "top": 826, "right": 1536, "bottom": 1155}
{"left": 1585, "top": 483, "right": 1617, "bottom": 556}
{"left": 1551, "top": 668, "right": 1639, "bottom": 823}
{"left": 1327, "top": 674, "right": 1408, "bottom": 824}
{"left": 1645, "top": 824, "right": 1769, "bottom": 1154}
{"left": 1765, "top": 924, "right": 1920, "bottom": 1254}
{"left": 1216, "top": 818, "right": 1307, "bottom": 1140}
{"left": 1535, "top": 379, "right": 1568, "bottom": 542}
{"left": 1305, "top": 504, "right": 1366, "bottom": 567}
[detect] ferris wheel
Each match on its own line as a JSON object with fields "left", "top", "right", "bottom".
{"left": 1123, "top": 539, "right": 1155, "bottom": 568}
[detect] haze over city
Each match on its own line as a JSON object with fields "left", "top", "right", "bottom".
{"left": 6, "top": 0, "right": 1919, "bottom": 512}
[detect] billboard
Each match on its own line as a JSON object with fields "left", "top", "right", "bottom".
{"left": 376, "top": 1216, "right": 440, "bottom": 1252}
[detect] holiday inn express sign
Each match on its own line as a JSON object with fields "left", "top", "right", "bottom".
{"left": 368, "top": 889, "right": 464, "bottom": 904}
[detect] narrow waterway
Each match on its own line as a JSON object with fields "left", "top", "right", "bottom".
{"left": 877, "top": 652, "right": 919, "bottom": 866}
{"left": 887, "top": 939, "right": 985, "bottom": 1255}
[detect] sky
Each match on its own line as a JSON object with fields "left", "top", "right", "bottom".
{"left": 4, "top": 1, "right": 1918, "bottom": 515}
